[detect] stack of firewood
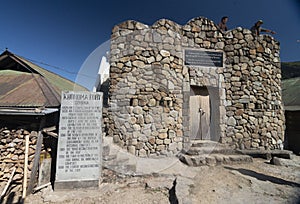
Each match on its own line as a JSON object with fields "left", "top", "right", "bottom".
{"left": 0, "top": 128, "right": 37, "bottom": 198}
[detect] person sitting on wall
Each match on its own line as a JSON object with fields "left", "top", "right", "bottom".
{"left": 218, "top": 16, "right": 229, "bottom": 32}
{"left": 250, "top": 20, "right": 276, "bottom": 35}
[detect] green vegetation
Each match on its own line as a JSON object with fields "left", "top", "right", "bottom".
{"left": 282, "top": 77, "right": 300, "bottom": 107}
{"left": 281, "top": 61, "right": 300, "bottom": 79}
{"left": 281, "top": 62, "right": 300, "bottom": 107}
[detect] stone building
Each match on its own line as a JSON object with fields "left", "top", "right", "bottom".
{"left": 106, "top": 16, "right": 285, "bottom": 157}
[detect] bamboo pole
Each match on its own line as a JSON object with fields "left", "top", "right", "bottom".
{"left": 0, "top": 167, "right": 16, "bottom": 199}
{"left": 22, "top": 134, "right": 29, "bottom": 200}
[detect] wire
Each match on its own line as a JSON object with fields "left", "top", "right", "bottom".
{"left": 0, "top": 47, "right": 97, "bottom": 79}
{"left": 22, "top": 56, "right": 97, "bottom": 79}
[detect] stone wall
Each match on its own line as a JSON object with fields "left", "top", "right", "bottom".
{"left": 221, "top": 29, "right": 284, "bottom": 150}
{"left": 107, "top": 16, "right": 285, "bottom": 157}
{"left": 108, "top": 20, "right": 185, "bottom": 157}
{"left": 181, "top": 17, "right": 284, "bottom": 150}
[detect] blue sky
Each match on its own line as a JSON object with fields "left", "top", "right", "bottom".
{"left": 0, "top": 0, "right": 299, "bottom": 89}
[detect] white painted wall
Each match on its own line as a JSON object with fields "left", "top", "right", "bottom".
{"left": 93, "top": 52, "right": 110, "bottom": 92}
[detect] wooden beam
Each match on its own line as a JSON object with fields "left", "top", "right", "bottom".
{"left": 26, "top": 131, "right": 43, "bottom": 195}
{"left": 43, "top": 131, "right": 58, "bottom": 138}
{"left": 42, "top": 126, "right": 56, "bottom": 132}
{"left": 22, "top": 135, "right": 29, "bottom": 200}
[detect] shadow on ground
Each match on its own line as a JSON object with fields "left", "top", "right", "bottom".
{"left": 224, "top": 166, "right": 300, "bottom": 188}
{"left": 168, "top": 179, "right": 178, "bottom": 204}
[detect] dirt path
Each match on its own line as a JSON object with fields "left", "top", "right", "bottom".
{"left": 190, "top": 159, "right": 300, "bottom": 203}
{"left": 8, "top": 157, "right": 300, "bottom": 204}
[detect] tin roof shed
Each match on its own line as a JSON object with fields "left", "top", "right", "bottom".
{"left": 0, "top": 50, "right": 87, "bottom": 109}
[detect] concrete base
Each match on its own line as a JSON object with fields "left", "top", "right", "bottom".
{"left": 55, "top": 180, "right": 99, "bottom": 190}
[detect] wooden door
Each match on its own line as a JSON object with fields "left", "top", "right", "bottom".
{"left": 189, "top": 87, "right": 210, "bottom": 140}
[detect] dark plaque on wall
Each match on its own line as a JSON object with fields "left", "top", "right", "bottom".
{"left": 184, "top": 49, "right": 223, "bottom": 67}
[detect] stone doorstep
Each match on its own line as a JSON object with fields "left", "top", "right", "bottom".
{"left": 184, "top": 140, "right": 239, "bottom": 156}
{"left": 178, "top": 153, "right": 253, "bottom": 166}
{"left": 190, "top": 140, "right": 234, "bottom": 150}
{"left": 185, "top": 146, "right": 238, "bottom": 155}
{"left": 190, "top": 140, "right": 220, "bottom": 148}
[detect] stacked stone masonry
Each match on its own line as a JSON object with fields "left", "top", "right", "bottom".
{"left": 107, "top": 16, "right": 285, "bottom": 157}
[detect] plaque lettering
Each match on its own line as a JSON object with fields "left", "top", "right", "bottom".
{"left": 56, "top": 91, "right": 103, "bottom": 188}
{"left": 184, "top": 49, "right": 223, "bottom": 67}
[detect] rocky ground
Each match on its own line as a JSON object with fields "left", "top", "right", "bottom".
{"left": 11, "top": 156, "right": 298, "bottom": 204}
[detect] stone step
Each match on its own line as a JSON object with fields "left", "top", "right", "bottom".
{"left": 185, "top": 140, "right": 238, "bottom": 155}
{"left": 190, "top": 140, "right": 220, "bottom": 148}
{"left": 178, "top": 153, "right": 253, "bottom": 166}
{"left": 185, "top": 146, "right": 239, "bottom": 155}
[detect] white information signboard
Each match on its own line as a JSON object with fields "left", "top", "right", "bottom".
{"left": 55, "top": 91, "right": 102, "bottom": 189}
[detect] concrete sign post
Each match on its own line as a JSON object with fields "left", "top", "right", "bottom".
{"left": 55, "top": 91, "right": 103, "bottom": 189}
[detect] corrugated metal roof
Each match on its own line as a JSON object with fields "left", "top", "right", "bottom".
{"left": 0, "top": 50, "right": 88, "bottom": 108}
{"left": 0, "top": 107, "right": 58, "bottom": 115}
{"left": 15, "top": 54, "right": 88, "bottom": 93}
